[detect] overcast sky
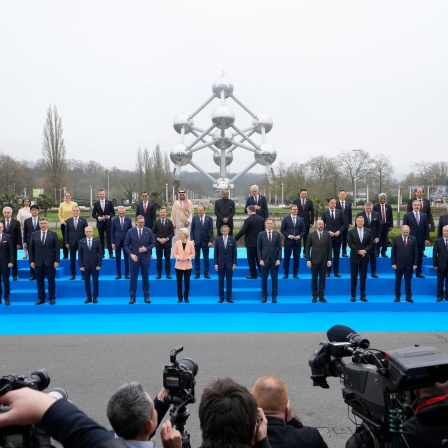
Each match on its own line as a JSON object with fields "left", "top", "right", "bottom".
{"left": 1, "top": 1, "right": 447, "bottom": 181}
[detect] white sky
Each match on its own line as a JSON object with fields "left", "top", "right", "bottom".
{"left": 1, "top": 1, "right": 447, "bottom": 180}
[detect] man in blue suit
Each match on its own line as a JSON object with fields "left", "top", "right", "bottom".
{"left": 433, "top": 225, "right": 448, "bottom": 302}
{"left": 402, "top": 200, "right": 430, "bottom": 278}
{"left": 111, "top": 206, "right": 132, "bottom": 280}
{"left": 78, "top": 226, "right": 102, "bottom": 303}
{"left": 214, "top": 225, "right": 237, "bottom": 303}
{"left": 280, "top": 204, "right": 306, "bottom": 279}
{"left": 391, "top": 225, "right": 418, "bottom": 302}
{"left": 190, "top": 205, "right": 214, "bottom": 279}
{"left": 244, "top": 185, "right": 269, "bottom": 220}
{"left": 124, "top": 215, "right": 156, "bottom": 304}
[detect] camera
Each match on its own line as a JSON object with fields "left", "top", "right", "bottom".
{"left": 309, "top": 325, "right": 448, "bottom": 447}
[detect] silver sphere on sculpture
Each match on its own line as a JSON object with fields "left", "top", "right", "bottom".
{"left": 214, "top": 177, "right": 232, "bottom": 191}
{"left": 213, "top": 150, "right": 233, "bottom": 166}
{"left": 253, "top": 113, "right": 273, "bottom": 134}
{"left": 170, "top": 143, "right": 192, "bottom": 166}
{"left": 173, "top": 113, "right": 194, "bottom": 134}
{"left": 212, "top": 105, "right": 235, "bottom": 130}
{"left": 212, "top": 75, "right": 234, "bottom": 98}
{"left": 213, "top": 129, "right": 233, "bottom": 150}
{"left": 254, "top": 142, "right": 277, "bottom": 166}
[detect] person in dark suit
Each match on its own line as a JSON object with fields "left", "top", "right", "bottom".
{"left": 29, "top": 218, "right": 60, "bottom": 305}
{"left": 152, "top": 206, "right": 174, "bottom": 279}
{"left": 78, "top": 226, "right": 102, "bottom": 303}
{"left": 92, "top": 188, "right": 115, "bottom": 259}
{"left": 190, "top": 205, "right": 214, "bottom": 279}
{"left": 257, "top": 218, "right": 282, "bottom": 303}
{"left": 135, "top": 191, "right": 156, "bottom": 230}
{"left": 64, "top": 206, "right": 88, "bottom": 280}
{"left": 437, "top": 213, "right": 448, "bottom": 238}
{"left": 373, "top": 193, "right": 393, "bottom": 257}
{"left": 280, "top": 204, "right": 306, "bottom": 279}
{"left": 0, "top": 222, "right": 14, "bottom": 305}
{"left": 391, "top": 225, "right": 418, "bottom": 302}
{"left": 336, "top": 189, "right": 352, "bottom": 257}
{"left": 214, "top": 225, "right": 237, "bottom": 303}
{"left": 356, "top": 201, "right": 381, "bottom": 278}
{"left": 348, "top": 216, "right": 373, "bottom": 302}
{"left": 235, "top": 206, "right": 265, "bottom": 279}
{"left": 214, "top": 189, "right": 236, "bottom": 236}
{"left": 244, "top": 185, "right": 269, "bottom": 220}
{"left": 305, "top": 220, "right": 332, "bottom": 303}
{"left": 23, "top": 205, "right": 40, "bottom": 281}
{"left": 124, "top": 215, "right": 156, "bottom": 304}
{"left": 111, "top": 206, "right": 132, "bottom": 280}
{"left": 403, "top": 200, "right": 430, "bottom": 278}
{"left": 1, "top": 206, "right": 22, "bottom": 281}
{"left": 433, "top": 225, "right": 448, "bottom": 302}
{"left": 321, "top": 198, "right": 346, "bottom": 277}
{"left": 292, "top": 189, "right": 314, "bottom": 257}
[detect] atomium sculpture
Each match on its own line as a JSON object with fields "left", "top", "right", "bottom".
{"left": 171, "top": 74, "right": 277, "bottom": 191}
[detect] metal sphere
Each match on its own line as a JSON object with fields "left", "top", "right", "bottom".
{"left": 212, "top": 75, "right": 234, "bottom": 98}
{"left": 212, "top": 105, "right": 235, "bottom": 130}
{"left": 213, "top": 150, "right": 234, "bottom": 166}
{"left": 213, "top": 177, "right": 232, "bottom": 191}
{"left": 170, "top": 143, "right": 192, "bottom": 166}
{"left": 173, "top": 113, "right": 194, "bottom": 134}
{"left": 254, "top": 142, "right": 277, "bottom": 166}
{"left": 253, "top": 113, "right": 273, "bottom": 134}
{"left": 212, "top": 129, "right": 233, "bottom": 150}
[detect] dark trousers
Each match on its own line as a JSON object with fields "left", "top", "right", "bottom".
{"left": 60, "top": 224, "right": 68, "bottom": 258}
{"left": 311, "top": 262, "right": 327, "bottom": 298}
{"left": 261, "top": 263, "right": 279, "bottom": 298}
{"left": 283, "top": 244, "right": 300, "bottom": 274}
{"left": 368, "top": 246, "right": 377, "bottom": 273}
{"left": 83, "top": 267, "right": 99, "bottom": 298}
{"left": 436, "top": 266, "right": 448, "bottom": 299}
{"left": 194, "top": 244, "right": 210, "bottom": 274}
{"left": 300, "top": 228, "right": 310, "bottom": 255}
{"left": 115, "top": 244, "right": 129, "bottom": 276}
{"left": 98, "top": 225, "right": 113, "bottom": 256}
{"left": 129, "top": 262, "right": 149, "bottom": 298}
{"left": 69, "top": 242, "right": 80, "bottom": 275}
{"left": 350, "top": 262, "right": 368, "bottom": 297}
{"left": 0, "top": 265, "right": 11, "bottom": 299}
{"left": 328, "top": 239, "right": 341, "bottom": 274}
{"left": 35, "top": 265, "right": 56, "bottom": 300}
{"left": 376, "top": 226, "right": 389, "bottom": 256}
{"left": 416, "top": 241, "right": 424, "bottom": 274}
{"left": 218, "top": 265, "right": 233, "bottom": 299}
{"left": 176, "top": 268, "right": 191, "bottom": 299}
{"left": 341, "top": 228, "right": 348, "bottom": 255}
{"left": 156, "top": 245, "right": 171, "bottom": 275}
{"left": 395, "top": 267, "right": 413, "bottom": 298}
{"left": 246, "top": 246, "right": 259, "bottom": 278}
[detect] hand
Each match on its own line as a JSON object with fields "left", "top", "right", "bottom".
{"left": 23, "top": 243, "right": 27, "bottom": 249}
{"left": 215, "top": 265, "right": 219, "bottom": 271}
{"left": 335, "top": 231, "right": 340, "bottom": 237}
{"left": 112, "top": 244, "right": 116, "bottom": 250}
{"left": 222, "top": 218, "right": 228, "bottom": 223}
{"left": 413, "top": 265, "right": 417, "bottom": 270}
{"left": 329, "top": 231, "right": 335, "bottom": 237}
{"left": 255, "top": 205, "right": 261, "bottom": 210}
{"left": 275, "top": 260, "right": 280, "bottom": 266}
{"left": 259, "top": 260, "right": 265, "bottom": 266}
{"left": 374, "top": 238, "right": 379, "bottom": 243}
{"left": 392, "top": 264, "right": 397, "bottom": 270}
{"left": 160, "top": 420, "right": 182, "bottom": 448}
{"left": 254, "top": 407, "right": 268, "bottom": 442}
{"left": 7, "top": 263, "right": 13, "bottom": 268}
{"left": 54, "top": 262, "right": 59, "bottom": 268}
{"left": 327, "top": 261, "right": 332, "bottom": 267}
{"left": 425, "top": 240, "right": 429, "bottom": 246}
{"left": 30, "top": 262, "right": 35, "bottom": 269}
{"left": 96, "top": 266, "right": 101, "bottom": 270}
{"left": 306, "top": 261, "right": 311, "bottom": 268}
{"left": 232, "top": 264, "right": 236, "bottom": 271}
{"left": 65, "top": 244, "right": 70, "bottom": 249}
{"left": 138, "top": 246, "right": 147, "bottom": 253}
{"left": 208, "top": 242, "right": 213, "bottom": 247}
{"left": 80, "top": 267, "right": 85, "bottom": 271}
{"left": 294, "top": 236, "right": 300, "bottom": 240}
{"left": 184, "top": 222, "right": 190, "bottom": 227}
{"left": 131, "top": 254, "right": 138, "bottom": 262}
{"left": 434, "top": 266, "right": 438, "bottom": 270}
{"left": 288, "top": 235, "right": 294, "bottom": 239}
{"left": 157, "top": 388, "right": 170, "bottom": 402}
{"left": 285, "top": 399, "right": 295, "bottom": 422}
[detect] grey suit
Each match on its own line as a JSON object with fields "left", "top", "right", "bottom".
{"left": 433, "top": 237, "right": 448, "bottom": 300}
{"left": 257, "top": 230, "right": 282, "bottom": 300}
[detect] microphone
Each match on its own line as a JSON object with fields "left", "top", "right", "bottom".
{"left": 327, "top": 325, "right": 370, "bottom": 349}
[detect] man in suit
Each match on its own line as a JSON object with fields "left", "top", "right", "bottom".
{"left": 433, "top": 225, "right": 448, "bottom": 302}
{"left": 257, "top": 218, "right": 282, "bottom": 303}
{"left": 64, "top": 206, "right": 88, "bottom": 280}
{"left": 0, "top": 222, "right": 14, "bottom": 305}
{"left": 152, "top": 206, "right": 174, "bottom": 279}
{"left": 190, "top": 205, "right": 214, "bottom": 279}
{"left": 437, "top": 213, "right": 448, "bottom": 238}
{"left": 293, "top": 189, "right": 314, "bottom": 257}
{"left": 305, "top": 220, "right": 332, "bottom": 303}
{"left": 280, "top": 204, "right": 306, "bottom": 279}
{"left": 135, "top": 191, "right": 156, "bottom": 230}
{"left": 214, "top": 189, "right": 236, "bottom": 236}
{"left": 373, "top": 193, "right": 393, "bottom": 257}
{"left": 244, "top": 185, "right": 268, "bottom": 220}
{"left": 321, "top": 198, "right": 346, "bottom": 277}
{"left": 336, "top": 189, "right": 352, "bottom": 257}
{"left": 124, "top": 215, "right": 156, "bottom": 304}
{"left": 78, "top": 226, "right": 102, "bottom": 303}
{"left": 391, "top": 225, "right": 418, "bottom": 302}
{"left": 214, "top": 225, "right": 237, "bottom": 303}
{"left": 23, "top": 205, "right": 40, "bottom": 281}
{"left": 356, "top": 201, "right": 381, "bottom": 278}
{"left": 92, "top": 188, "right": 115, "bottom": 259}
{"left": 29, "top": 217, "right": 60, "bottom": 305}
{"left": 111, "top": 206, "right": 132, "bottom": 280}
{"left": 235, "top": 206, "right": 265, "bottom": 279}
{"left": 1, "top": 206, "right": 22, "bottom": 281}
{"left": 403, "top": 200, "right": 430, "bottom": 278}
{"left": 348, "top": 216, "right": 373, "bottom": 302}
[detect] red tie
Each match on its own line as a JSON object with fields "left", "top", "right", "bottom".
{"left": 143, "top": 202, "right": 147, "bottom": 213}
{"left": 404, "top": 238, "right": 407, "bottom": 248}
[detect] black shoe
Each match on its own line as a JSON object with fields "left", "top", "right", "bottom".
{"left": 115, "top": 275, "right": 122, "bottom": 280}
{"left": 319, "top": 297, "right": 327, "bottom": 303}
{"left": 84, "top": 298, "right": 92, "bottom": 304}
{"left": 360, "top": 296, "right": 368, "bottom": 302}
{"left": 272, "top": 297, "right": 277, "bottom": 303}
{"left": 156, "top": 275, "right": 162, "bottom": 279}
{"left": 261, "top": 298, "right": 267, "bottom": 303}
{"left": 109, "top": 254, "right": 115, "bottom": 259}
{"left": 166, "top": 275, "right": 172, "bottom": 279}
{"left": 436, "top": 297, "right": 443, "bottom": 302}
{"left": 375, "top": 253, "right": 380, "bottom": 258}
{"left": 4, "top": 298, "right": 10, "bottom": 306}
{"left": 144, "top": 297, "right": 151, "bottom": 304}
{"left": 204, "top": 273, "right": 211, "bottom": 279}
{"left": 312, "top": 297, "right": 317, "bottom": 303}
{"left": 82, "top": 274, "right": 85, "bottom": 280}
{"left": 194, "top": 274, "right": 200, "bottom": 279}
{"left": 293, "top": 274, "right": 299, "bottom": 279}
{"left": 406, "top": 297, "right": 414, "bottom": 303}
{"left": 129, "top": 298, "right": 136, "bottom": 304}
{"left": 382, "top": 253, "right": 388, "bottom": 257}
{"left": 125, "top": 274, "right": 131, "bottom": 280}
{"left": 69, "top": 275, "right": 75, "bottom": 280}
{"left": 371, "top": 273, "right": 379, "bottom": 278}
{"left": 63, "top": 256, "right": 69, "bottom": 260}
{"left": 326, "top": 273, "right": 330, "bottom": 278}
{"left": 29, "top": 276, "right": 36, "bottom": 281}
{"left": 218, "top": 298, "right": 224, "bottom": 303}
{"left": 184, "top": 298, "right": 189, "bottom": 303}
{"left": 93, "top": 298, "right": 98, "bottom": 303}
{"left": 416, "top": 273, "right": 425, "bottom": 278}
{"left": 35, "top": 299, "right": 45, "bottom": 305}
{"left": 342, "top": 253, "right": 348, "bottom": 257}
{"left": 50, "top": 299, "right": 56, "bottom": 305}
{"left": 334, "top": 273, "right": 341, "bottom": 278}
{"left": 178, "top": 298, "right": 183, "bottom": 303}
{"left": 394, "top": 297, "right": 400, "bottom": 302}
{"left": 227, "top": 297, "right": 234, "bottom": 303}
{"left": 283, "top": 274, "right": 289, "bottom": 279}
{"left": 12, "top": 276, "right": 17, "bottom": 281}
{"left": 246, "top": 276, "right": 257, "bottom": 279}
{"left": 350, "top": 297, "right": 356, "bottom": 302}
{"left": 422, "top": 253, "right": 427, "bottom": 257}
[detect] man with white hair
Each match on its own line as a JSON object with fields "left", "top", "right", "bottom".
{"left": 245, "top": 185, "right": 269, "bottom": 220}
{"left": 78, "top": 226, "right": 102, "bottom": 303}
{"left": 1, "top": 206, "right": 21, "bottom": 281}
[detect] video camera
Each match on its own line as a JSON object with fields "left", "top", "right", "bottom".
{"left": 309, "top": 325, "right": 448, "bottom": 447}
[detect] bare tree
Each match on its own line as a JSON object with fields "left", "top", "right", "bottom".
{"left": 370, "top": 154, "right": 395, "bottom": 195}
{"left": 308, "top": 155, "right": 341, "bottom": 198}
{"left": 339, "top": 149, "right": 372, "bottom": 201}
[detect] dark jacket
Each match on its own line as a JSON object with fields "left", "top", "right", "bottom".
{"left": 1, "top": 218, "right": 21, "bottom": 247}
{"left": 322, "top": 209, "right": 346, "bottom": 242}
{"left": 391, "top": 234, "right": 418, "bottom": 269}
{"left": 372, "top": 202, "right": 393, "bottom": 229}
{"left": 257, "top": 230, "right": 282, "bottom": 265}
{"left": 356, "top": 211, "right": 381, "bottom": 240}
{"left": 305, "top": 230, "right": 332, "bottom": 264}
{"left": 348, "top": 227, "right": 373, "bottom": 264}
{"left": 152, "top": 218, "right": 174, "bottom": 249}
{"left": 190, "top": 214, "right": 214, "bottom": 246}
{"left": 78, "top": 238, "right": 103, "bottom": 270}
{"left": 92, "top": 200, "right": 115, "bottom": 228}
{"left": 244, "top": 195, "right": 269, "bottom": 220}
{"left": 235, "top": 214, "right": 265, "bottom": 248}
{"left": 135, "top": 201, "right": 157, "bottom": 229}
{"left": 293, "top": 198, "right": 315, "bottom": 228}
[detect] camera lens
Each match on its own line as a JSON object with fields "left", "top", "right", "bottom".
{"left": 179, "top": 358, "right": 198, "bottom": 376}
